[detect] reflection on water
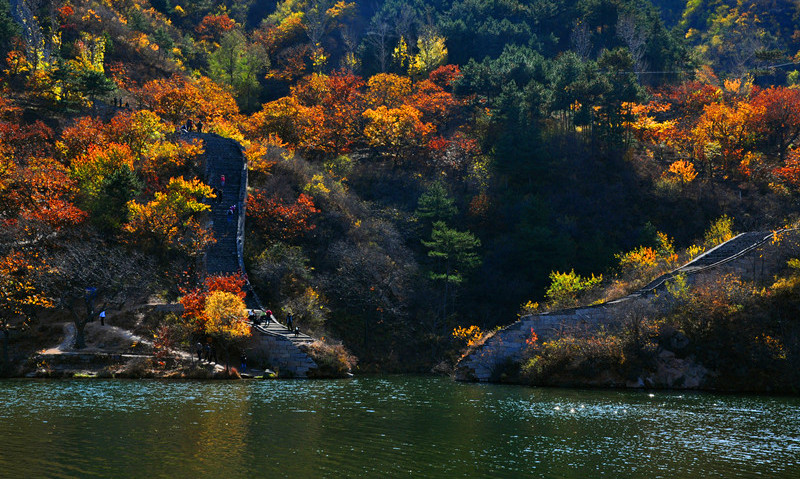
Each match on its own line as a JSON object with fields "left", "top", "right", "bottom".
{"left": 1, "top": 377, "right": 799, "bottom": 478}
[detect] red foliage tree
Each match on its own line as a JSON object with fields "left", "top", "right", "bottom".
{"left": 247, "top": 191, "right": 319, "bottom": 241}
{"left": 749, "top": 87, "right": 800, "bottom": 162}
{"left": 428, "top": 65, "right": 462, "bottom": 89}
{"left": 773, "top": 149, "right": 800, "bottom": 186}
{"left": 196, "top": 14, "right": 237, "bottom": 44}
{"left": 204, "top": 274, "right": 247, "bottom": 300}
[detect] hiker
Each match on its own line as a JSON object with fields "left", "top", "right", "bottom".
{"left": 286, "top": 313, "right": 293, "bottom": 332}
{"left": 99, "top": 310, "right": 106, "bottom": 326}
{"left": 196, "top": 119, "right": 203, "bottom": 132}
{"left": 196, "top": 342, "right": 203, "bottom": 361}
{"left": 240, "top": 353, "right": 247, "bottom": 373}
{"left": 227, "top": 207, "right": 233, "bottom": 223}
{"left": 204, "top": 343, "right": 211, "bottom": 362}
{"left": 220, "top": 174, "right": 226, "bottom": 187}
{"left": 186, "top": 118, "right": 194, "bottom": 131}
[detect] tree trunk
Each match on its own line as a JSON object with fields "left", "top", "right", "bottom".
{"left": 72, "top": 304, "right": 93, "bottom": 350}
{"left": 74, "top": 317, "right": 87, "bottom": 349}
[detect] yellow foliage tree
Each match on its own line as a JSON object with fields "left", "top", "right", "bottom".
{"left": 704, "top": 215, "right": 735, "bottom": 247}
{"left": 70, "top": 143, "right": 136, "bottom": 200}
{"left": 392, "top": 36, "right": 410, "bottom": 72}
{"left": 124, "top": 177, "right": 214, "bottom": 256}
{"left": 409, "top": 30, "right": 448, "bottom": 77}
{"left": 203, "top": 290, "right": 251, "bottom": 371}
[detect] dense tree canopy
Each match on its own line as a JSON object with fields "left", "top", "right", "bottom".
{"left": 2, "top": 0, "right": 800, "bottom": 373}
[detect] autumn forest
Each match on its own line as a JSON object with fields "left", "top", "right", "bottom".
{"left": 2, "top": 0, "right": 800, "bottom": 380}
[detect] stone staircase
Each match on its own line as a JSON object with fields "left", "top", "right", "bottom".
{"left": 201, "top": 133, "right": 246, "bottom": 278}
{"left": 249, "top": 319, "right": 318, "bottom": 378}
{"left": 194, "top": 131, "right": 320, "bottom": 377}
{"left": 454, "top": 229, "right": 795, "bottom": 382}
{"left": 255, "top": 319, "right": 315, "bottom": 345}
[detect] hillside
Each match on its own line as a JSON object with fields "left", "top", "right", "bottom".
{"left": 2, "top": 0, "right": 800, "bottom": 379}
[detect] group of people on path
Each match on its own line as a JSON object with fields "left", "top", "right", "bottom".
{"left": 111, "top": 97, "right": 130, "bottom": 109}
{"left": 194, "top": 341, "right": 217, "bottom": 364}
{"left": 208, "top": 174, "right": 238, "bottom": 219}
{"left": 209, "top": 174, "right": 226, "bottom": 205}
{"left": 180, "top": 118, "right": 204, "bottom": 133}
{"left": 249, "top": 309, "right": 301, "bottom": 337}
{"left": 226, "top": 203, "right": 237, "bottom": 222}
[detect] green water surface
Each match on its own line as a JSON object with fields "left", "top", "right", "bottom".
{"left": 0, "top": 376, "right": 798, "bottom": 478}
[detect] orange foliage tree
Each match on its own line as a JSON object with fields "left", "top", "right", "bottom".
{"left": 408, "top": 78, "right": 461, "bottom": 126}
{"left": 57, "top": 116, "right": 107, "bottom": 159}
{"left": 632, "top": 81, "right": 800, "bottom": 185}
{"left": 691, "top": 100, "right": 759, "bottom": 177}
{"left": 428, "top": 65, "right": 462, "bottom": 89}
{"left": 133, "top": 75, "right": 239, "bottom": 125}
{"left": 19, "top": 157, "right": 87, "bottom": 230}
{"left": 204, "top": 290, "right": 251, "bottom": 371}
{"left": 247, "top": 97, "right": 303, "bottom": 145}
{"left": 364, "top": 73, "right": 412, "bottom": 108}
{"left": 247, "top": 191, "right": 320, "bottom": 241}
{"left": 363, "top": 104, "right": 435, "bottom": 165}
{"left": 62, "top": 111, "right": 204, "bottom": 191}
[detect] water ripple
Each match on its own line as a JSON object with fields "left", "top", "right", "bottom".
{"left": 1, "top": 378, "right": 799, "bottom": 478}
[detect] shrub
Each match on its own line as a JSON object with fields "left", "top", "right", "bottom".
{"left": 518, "top": 300, "right": 540, "bottom": 318}
{"left": 301, "top": 340, "right": 357, "bottom": 378}
{"left": 704, "top": 215, "right": 735, "bottom": 248}
{"left": 520, "top": 333, "right": 625, "bottom": 385}
{"left": 452, "top": 325, "right": 482, "bottom": 347}
{"left": 545, "top": 270, "right": 602, "bottom": 309}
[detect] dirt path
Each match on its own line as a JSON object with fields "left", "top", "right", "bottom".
{"left": 41, "top": 322, "right": 153, "bottom": 355}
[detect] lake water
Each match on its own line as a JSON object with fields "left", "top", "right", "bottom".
{"left": 1, "top": 376, "right": 798, "bottom": 478}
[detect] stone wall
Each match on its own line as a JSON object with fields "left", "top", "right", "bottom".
{"left": 248, "top": 332, "right": 317, "bottom": 378}
{"left": 454, "top": 229, "right": 800, "bottom": 382}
